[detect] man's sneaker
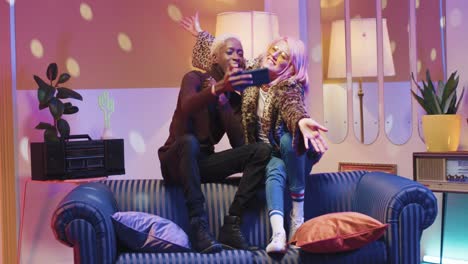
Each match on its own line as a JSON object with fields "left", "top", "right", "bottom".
{"left": 266, "top": 231, "right": 287, "bottom": 254}
{"left": 189, "top": 216, "right": 223, "bottom": 253}
{"left": 288, "top": 214, "right": 304, "bottom": 242}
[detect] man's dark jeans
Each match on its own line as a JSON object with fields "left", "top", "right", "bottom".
{"left": 159, "top": 134, "right": 271, "bottom": 218}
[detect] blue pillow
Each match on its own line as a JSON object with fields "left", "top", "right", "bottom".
{"left": 111, "top": 211, "right": 191, "bottom": 252}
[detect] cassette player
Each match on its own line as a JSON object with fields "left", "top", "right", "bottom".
{"left": 30, "top": 134, "right": 125, "bottom": 180}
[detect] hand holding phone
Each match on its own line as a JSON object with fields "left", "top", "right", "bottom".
{"left": 233, "top": 68, "right": 270, "bottom": 92}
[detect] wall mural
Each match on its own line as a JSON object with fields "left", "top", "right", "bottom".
{"left": 321, "top": 0, "right": 447, "bottom": 145}
{"left": 14, "top": 0, "right": 263, "bottom": 90}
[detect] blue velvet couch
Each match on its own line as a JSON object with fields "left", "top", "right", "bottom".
{"left": 51, "top": 171, "right": 437, "bottom": 264}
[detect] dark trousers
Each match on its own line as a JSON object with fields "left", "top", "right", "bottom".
{"left": 159, "top": 134, "right": 271, "bottom": 218}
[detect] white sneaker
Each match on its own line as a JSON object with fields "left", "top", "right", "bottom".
{"left": 266, "top": 231, "right": 287, "bottom": 254}
{"left": 288, "top": 215, "right": 304, "bottom": 242}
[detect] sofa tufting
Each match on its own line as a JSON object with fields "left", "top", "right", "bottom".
{"left": 51, "top": 170, "right": 437, "bottom": 264}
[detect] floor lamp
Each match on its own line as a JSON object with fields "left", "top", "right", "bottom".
{"left": 328, "top": 18, "right": 395, "bottom": 143}
{"left": 215, "top": 11, "right": 280, "bottom": 60}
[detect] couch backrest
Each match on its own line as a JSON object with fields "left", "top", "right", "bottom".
{"left": 103, "top": 179, "right": 273, "bottom": 248}
{"left": 102, "top": 170, "right": 366, "bottom": 249}
{"left": 304, "top": 171, "right": 366, "bottom": 219}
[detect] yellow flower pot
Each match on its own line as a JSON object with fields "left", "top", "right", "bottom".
{"left": 422, "top": 114, "right": 462, "bottom": 152}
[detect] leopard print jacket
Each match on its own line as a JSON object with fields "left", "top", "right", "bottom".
{"left": 192, "top": 31, "right": 310, "bottom": 154}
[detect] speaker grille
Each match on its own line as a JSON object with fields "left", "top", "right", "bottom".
{"left": 416, "top": 158, "right": 445, "bottom": 181}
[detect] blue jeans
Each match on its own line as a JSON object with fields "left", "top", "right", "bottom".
{"left": 265, "top": 133, "right": 322, "bottom": 214}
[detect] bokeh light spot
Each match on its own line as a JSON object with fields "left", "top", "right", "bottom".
{"left": 5, "top": 0, "right": 15, "bottom": 6}
{"left": 167, "top": 4, "right": 182, "bottom": 22}
{"left": 216, "top": 0, "right": 237, "bottom": 4}
{"left": 430, "top": 48, "right": 437, "bottom": 61}
{"left": 417, "top": 60, "right": 422, "bottom": 73}
{"left": 390, "top": 40, "right": 396, "bottom": 54}
{"left": 118, "top": 32, "right": 133, "bottom": 52}
{"left": 66, "top": 57, "right": 80, "bottom": 77}
{"left": 20, "top": 137, "right": 29, "bottom": 162}
{"left": 129, "top": 131, "right": 146, "bottom": 154}
{"left": 311, "top": 43, "right": 322, "bottom": 63}
{"left": 416, "top": 0, "right": 420, "bottom": 9}
{"left": 30, "top": 39, "right": 44, "bottom": 58}
{"left": 80, "top": 3, "right": 93, "bottom": 21}
{"left": 440, "top": 16, "right": 446, "bottom": 29}
{"left": 381, "top": 0, "right": 387, "bottom": 10}
{"left": 320, "top": 0, "right": 343, "bottom": 8}
{"left": 449, "top": 8, "right": 462, "bottom": 28}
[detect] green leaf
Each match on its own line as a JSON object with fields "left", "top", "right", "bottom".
{"left": 436, "top": 80, "right": 444, "bottom": 103}
{"left": 453, "top": 87, "right": 465, "bottom": 114}
{"left": 411, "top": 90, "right": 432, "bottom": 113}
{"left": 44, "top": 127, "right": 59, "bottom": 142}
{"left": 63, "top": 102, "right": 79, "bottom": 114}
{"left": 48, "top": 97, "right": 64, "bottom": 120}
{"left": 421, "top": 79, "right": 442, "bottom": 114}
{"left": 57, "top": 73, "right": 71, "bottom": 85}
{"left": 441, "top": 72, "right": 459, "bottom": 109}
{"left": 35, "top": 122, "right": 54, "bottom": 130}
{"left": 46, "top": 63, "right": 58, "bottom": 82}
{"left": 57, "top": 119, "right": 70, "bottom": 138}
{"left": 56, "top": 87, "right": 83, "bottom": 100}
{"left": 63, "top": 105, "right": 79, "bottom": 115}
{"left": 442, "top": 90, "right": 456, "bottom": 114}
{"left": 34, "top": 75, "right": 56, "bottom": 105}
{"left": 425, "top": 69, "right": 436, "bottom": 94}
{"left": 39, "top": 103, "right": 48, "bottom": 110}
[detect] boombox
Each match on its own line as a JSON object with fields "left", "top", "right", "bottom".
{"left": 30, "top": 135, "right": 125, "bottom": 181}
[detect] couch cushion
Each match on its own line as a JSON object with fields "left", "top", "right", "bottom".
{"left": 111, "top": 211, "right": 190, "bottom": 253}
{"left": 291, "top": 212, "right": 387, "bottom": 253}
{"left": 252, "top": 241, "right": 386, "bottom": 264}
{"left": 115, "top": 250, "right": 254, "bottom": 264}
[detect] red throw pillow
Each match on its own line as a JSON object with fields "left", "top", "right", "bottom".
{"left": 290, "top": 212, "right": 388, "bottom": 253}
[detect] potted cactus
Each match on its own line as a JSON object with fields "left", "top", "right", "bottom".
{"left": 411, "top": 69, "right": 465, "bottom": 152}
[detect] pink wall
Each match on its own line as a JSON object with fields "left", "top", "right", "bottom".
{"left": 7, "top": 0, "right": 468, "bottom": 263}
{"left": 446, "top": 0, "right": 468, "bottom": 149}
{"left": 15, "top": 0, "right": 263, "bottom": 90}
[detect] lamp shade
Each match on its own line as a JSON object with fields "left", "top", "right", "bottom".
{"left": 215, "top": 11, "right": 280, "bottom": 60}
{"left": 328, "top": 18, "right": 395, "bottom": 78}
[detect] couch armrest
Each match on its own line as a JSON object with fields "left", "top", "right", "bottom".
{"left": 353, "top": 172, "right": 438, "bottom": 264}
{"left": 51, "top": 182, "right": 119, "bottom": 264}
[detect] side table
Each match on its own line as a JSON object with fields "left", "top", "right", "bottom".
{"left": 413, "top": 151, "right": 468, "bottom": 264}
{"left": 18, "top": 177, "right": 106, "bottom": 264}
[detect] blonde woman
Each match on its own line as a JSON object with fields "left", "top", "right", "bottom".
{"left": 181, "top": 14, "right": 328, "bottom": 253}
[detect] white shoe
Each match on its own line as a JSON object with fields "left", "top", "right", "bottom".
{"left": 266, "top": 231, "right": 287, "bottom": 254}
{"left": 288, "top": 215, "right": 304, "bottom": 242}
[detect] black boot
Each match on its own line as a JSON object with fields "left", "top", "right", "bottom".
{"left": 218, "top": 215, "right": 253, "bottom": 250}
{"left": 189, "top": 216, "right": 223, "bottom": 253}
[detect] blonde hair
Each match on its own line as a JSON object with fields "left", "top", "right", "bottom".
{"left": 265, "top": 37, "right": 309, "bottom": 92}
{"left": 210, "top": 34, "right": 241, "bottom": 64}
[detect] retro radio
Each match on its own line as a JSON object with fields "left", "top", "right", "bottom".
{"left": 30, "top": 135, "right": 125, "bottom": 181}
{"left": 413, "top": 151, "right": 468, "bottom": 193}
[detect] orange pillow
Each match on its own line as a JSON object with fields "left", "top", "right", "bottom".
{"left": 290, "top": 212, "right": 388, "bottom": 253}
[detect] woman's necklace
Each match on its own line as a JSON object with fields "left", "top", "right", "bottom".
{"left": 260, "top": 84, "right": 270, "bottom": 92}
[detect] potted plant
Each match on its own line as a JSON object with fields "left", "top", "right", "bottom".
{"left": 33, "top": 63, "right": 83, "bottom": 142}
{"left": 411, "top": 69, "right": 465, "bottom": 152}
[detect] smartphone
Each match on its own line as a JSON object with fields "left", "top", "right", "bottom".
{"left": 234, "top": 68, "right": 270, "bottom": 92}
